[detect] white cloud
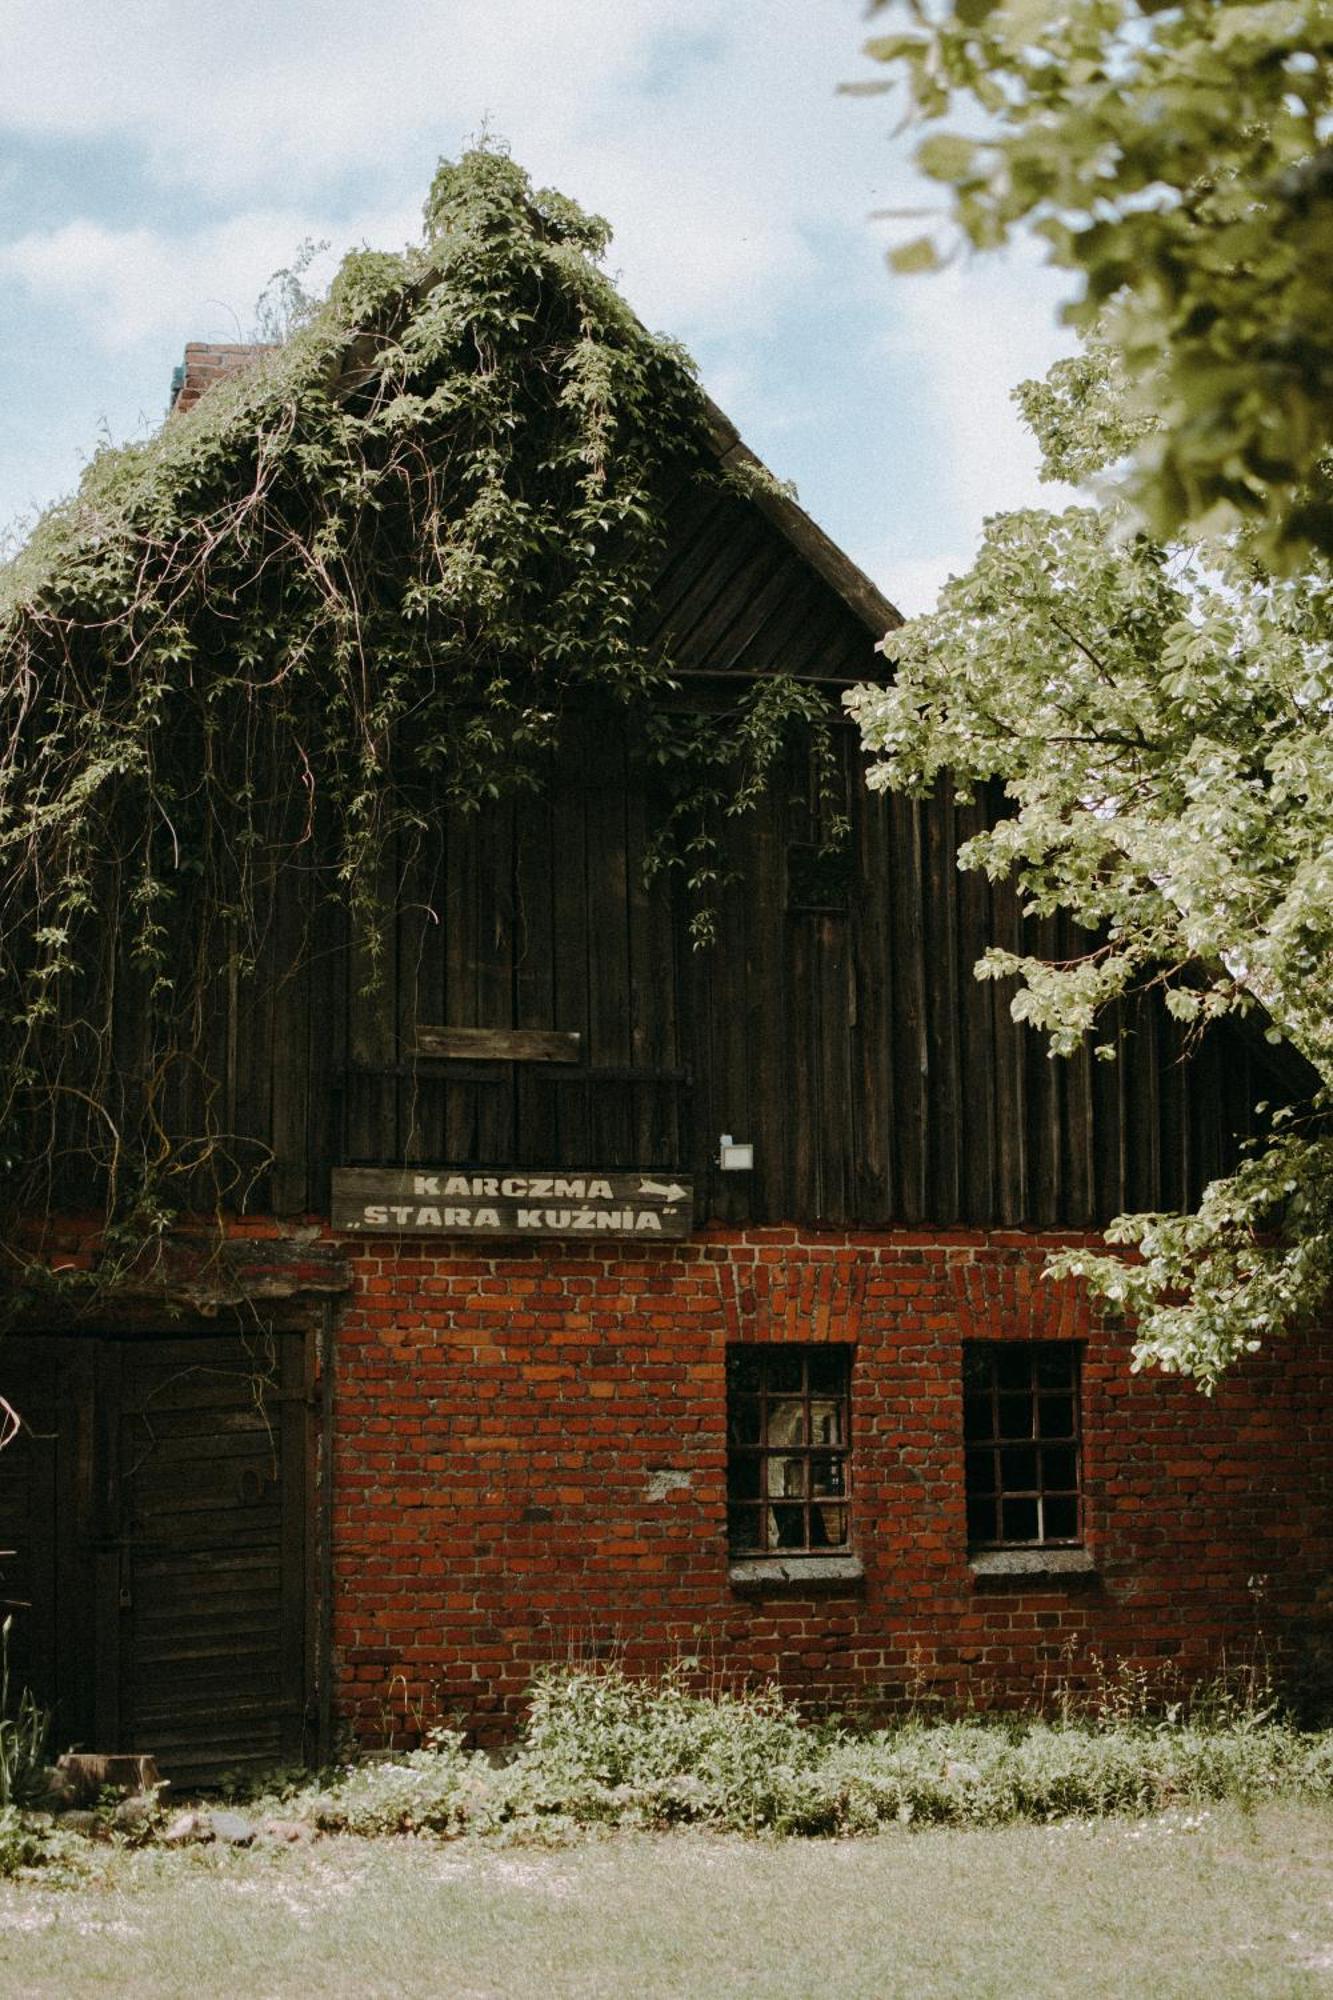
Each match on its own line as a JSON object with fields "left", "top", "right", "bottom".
{"left": 877, "top": 551, "right": 969, "bottom": 620}
{"left": 0, "top": 1, "right": 900, "bottom": 342}
{"left": 880, "top": 244, "right": 1077, "bottom": 529}
{"left": 0, "top": 1, "right": 850, "bottom": 200}
{"left": 2, "top": 214, "right": 325, "bottom": 349}
{"left": 0, "top": 0, "right": 1077, "bottom": 586}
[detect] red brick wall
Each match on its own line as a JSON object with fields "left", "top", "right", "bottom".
{"left": 330, "top": 1227, "right": 1333, "bottom": 1744}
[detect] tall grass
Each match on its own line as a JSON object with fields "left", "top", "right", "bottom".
{"left": 0, "top": 1615, "right": 49, "bottom": 1810}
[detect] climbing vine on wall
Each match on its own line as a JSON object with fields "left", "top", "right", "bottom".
{"left": 0, "top": 148, "right": 843, "bottom": 1296}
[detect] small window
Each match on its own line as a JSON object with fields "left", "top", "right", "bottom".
{"left": 963, "top": 1343, "right": 1082, "bottom": 1548}
{"left": 786, "top": 841, "right": 852, "bottom": 914}
{"left": 726, "top": 1346, "right": 852, "bottom": 1556}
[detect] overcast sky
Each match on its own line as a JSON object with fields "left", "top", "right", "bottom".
{"left": 0, "top": 0, "right": 1073, "bottom": 615}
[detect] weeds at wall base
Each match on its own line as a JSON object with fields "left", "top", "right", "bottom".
{"left": 8, "top": 1662, "right": 1332, "bottom": 1876}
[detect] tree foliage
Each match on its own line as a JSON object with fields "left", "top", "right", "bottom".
{"left": 850, "top": 2, "right": 1333, "bottom": 1380}
{"left": 0, "top": 147, "right": 834, "bottom": 1290}
{"left": 855, "top": 0, "right": 1333, "bottom": 564}
{"left": 848, "top": 346, "right": 1333, "bottom": 1385}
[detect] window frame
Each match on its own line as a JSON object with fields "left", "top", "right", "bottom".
{"left": 962, "top": 1341, "right": 1083, "bottom": 1551}
{"left": 725, "top": 1345, "right": 853, "bottom": 1559}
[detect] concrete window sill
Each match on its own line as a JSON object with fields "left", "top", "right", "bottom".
{"left": 969, "top": 1547, "right": 1098, "bottom": 1580}
{"left": 728, "top": 1555, "right": 865, "bottom": 1592}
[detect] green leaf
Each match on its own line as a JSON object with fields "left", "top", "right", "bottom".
{"left": 889, "top": 235, "right": 944, "bottom": 273}
{"left": 916, "top": 134, "right": 980, "bottom": 182}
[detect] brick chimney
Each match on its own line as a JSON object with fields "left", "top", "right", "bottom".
{"left": 168, "top": 341, "right": 276, "bottom": 415}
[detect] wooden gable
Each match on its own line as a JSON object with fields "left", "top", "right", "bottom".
{"left": 155, "top": 426, "right": 1286, "bottom": 1234}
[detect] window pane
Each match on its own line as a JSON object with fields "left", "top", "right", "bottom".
{"left": 967, "top": 1495, "right": 997, "bottom": 1544}
{"left": 962, "top": 1348, "right": 991, "bottom": 1394}
{"left": 809, "top": 1399, "right": 844, "bottom": 1447}
{"left": 727, "top": 1396, "right": 762, "bottom": 1447}
{"left": 963, "top": 1394, "right": 993, "bottom": 1442}
{"left": 727, "top": 1456, "right": 761, "bottom": 1502}
{"left": 765, "top": 1352, "right": 803, "bottom": 1394}
{"left": 1001, "top": 1496, "right": 1039, "bottom": 1543}
{"left": 770, "top": 1504, "right": 805, "bottom": 1548}
{"left": 812, "top": 1504, "right": 847, "bottom": 1547}
{"left": 809, "top": 1452, "right": 845, "bottom": 1498}
{"left": 997, "top": 1394, "right": 1033, "bottom": 1440}
{"left": 1000, "top": 1444, "right": 1039, "bottom": 1491}
{"left": 767, "top": 1456, "right": 806, "bottom": 1499}
{"left": 728, "top": 1505, "right": 761, "bottom": 1552}
{"left": 965, "top": 1448, "right": 997, "bottom": 1497}
{"left": 728, "top": 1350, "right": 763, "bottom": 1393}
{"left": 1042, "top": 1444, "right": 1078, "bottom": 1490}
{"left": 766, "top": 1399, "right": 806, "bottom": 1447}
{"left": 808, "top": 1350, "right": 846, "bottom": 1395}
{"left": 1043, "top": 1493, "right": 1078, "bottom": 1540}
{"left": 995, "top": 1349, "right": 1032, "bottom": 1392}
{"left": 1038, "top": 1396, "right": 1075, "bottom": 1440}
{"left": 1036, "top": 1347, "right": 1075, "bottom": 1390}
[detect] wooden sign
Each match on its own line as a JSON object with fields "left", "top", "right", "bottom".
{"left": 331, "top": 1167, "right": 694, "bottom": 1240}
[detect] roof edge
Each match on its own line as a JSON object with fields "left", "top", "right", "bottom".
{"left": 701, "top": 395, "right": 902, "bottom": 639}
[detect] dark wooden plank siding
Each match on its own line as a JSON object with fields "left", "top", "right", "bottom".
{"left": 513, "top": 789, "right": 562, "bottom": 1168}
{"left": 923, "top": 781, "right": 963, "bottom": 1222}
{"left": 397, "top": 822, "right": 445, "bottom": 1166}
{"left": 74, "top": 470, "right": 1312, "bottom": 1236}
{"left": 890, "top": 792, "right": 931, "bottom": 1223}
{"left": 850, "top": 778, "right": 893, "bottom": 1224}
{"left": 442, "top": 806, "right": 483, "bottom": 1166}
{"left": 551, "top": 724, "right": 594, "bottom": 1167}
{"left": 270, "top": 843, "right": 314, "bottom": 1215}
{"left": 708, "top": 813, "right": 755, "bottom": 1229}
{"left": 747, "top": 747, "right": 794, "bottom": 1222}
{"left": 474, "top": 796, "right": 515, "bottom": 1164}
{"left": 954, "top": 796, "right": 997, "bottom": 1224}
{"left": 586, "top": 722, "right": 634, "bottom": 1166}
{"left": 626, "top": 775, "right": 682, "bottom": 1171}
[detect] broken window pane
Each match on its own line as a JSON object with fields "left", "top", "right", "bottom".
{"left": 766, "top": 1400, "right": 806, "bottom": 1448}
{"left": 725, "top": 1346, "right": 852, "bottom": 1559}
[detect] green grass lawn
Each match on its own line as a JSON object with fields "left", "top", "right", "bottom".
{"left": 0, "top": 1804, "right": 1330, "bottom": 2000}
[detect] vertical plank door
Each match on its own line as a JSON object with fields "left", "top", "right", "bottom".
{"left": 114, "top": 1330, "right": 309, "bottom": 1786}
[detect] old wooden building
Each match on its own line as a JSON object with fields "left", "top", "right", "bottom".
{"left": 2, "top": 160, "right": 1329, "bottom": 1781}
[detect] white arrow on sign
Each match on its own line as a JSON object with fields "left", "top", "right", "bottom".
{"left": 638, "top": 1178, "right": 688, "bottom": 1203}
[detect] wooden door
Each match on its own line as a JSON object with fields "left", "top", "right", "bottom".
{"left": 0, "top": 1329, "right": 310, "bottom": 1786}
{"left": 0, "top": 1345, "right": 90, "bottom": 1749}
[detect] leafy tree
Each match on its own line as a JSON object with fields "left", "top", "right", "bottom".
{"left": 849, "top": 3, "right": 1333, "bottom": 1381}
{"left": 847, "top": 345, "right": 1333, "bottom": 1386}
{"left": 853, "top": 0, "right": 1333, "bottom": 564}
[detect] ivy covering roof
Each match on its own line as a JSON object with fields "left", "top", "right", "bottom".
{"left": 0, "top": 148, "right": 868, "bottom": 1263}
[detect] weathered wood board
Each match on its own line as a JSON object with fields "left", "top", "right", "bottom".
{"left": 331, "top": 1166, "right": 694, "bottom": 1239}
{"left": 413, "top": 1026, "right": 582, "bottom": 1063}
